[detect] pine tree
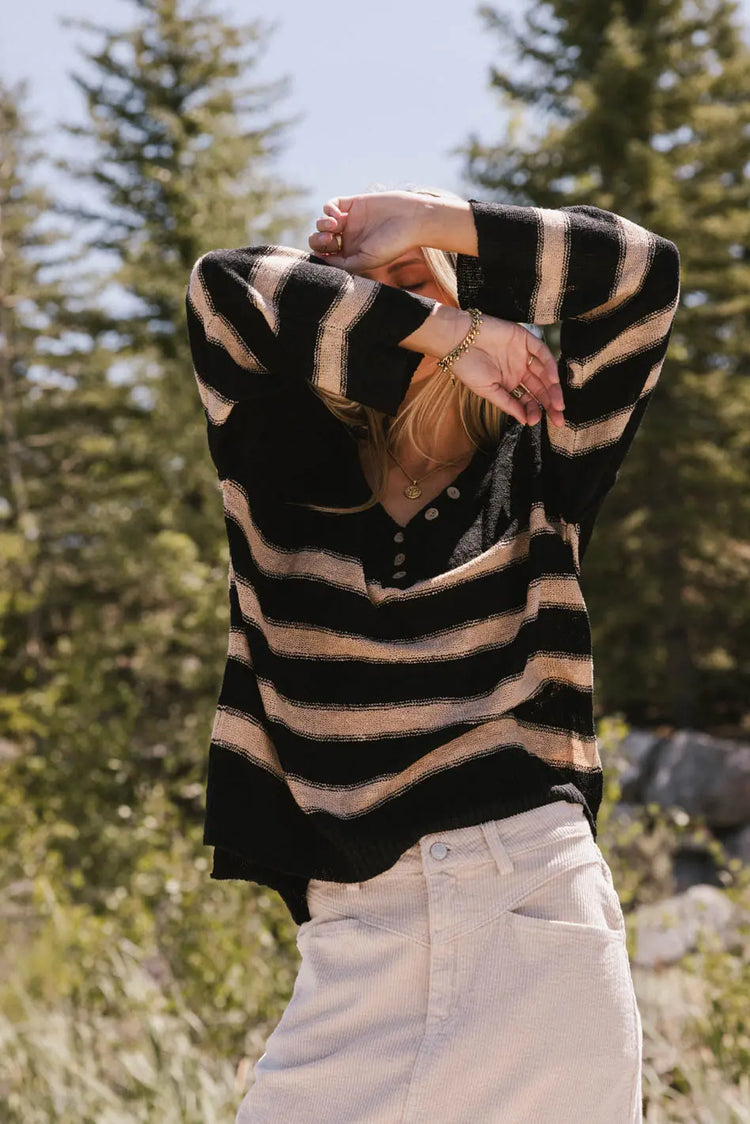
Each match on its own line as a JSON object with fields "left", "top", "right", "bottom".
{"left": 57, "top": 0, "right": 303, "bottom": 550}
{"left": 0, "top": 76, "right": 118, "bottom": 749}
{"left": 2, "top": 0, "right": 306, "bottom": 891}
{"left": 0, "top": 79, "right": 44, "bottom": 682}
{"left": 460, "top": 0, "right": 750, "bottom": 730}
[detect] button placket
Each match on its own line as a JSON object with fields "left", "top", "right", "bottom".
{"left": 389, "top": 528, "right": 408, "bottom": 582}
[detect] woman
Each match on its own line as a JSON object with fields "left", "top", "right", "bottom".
{"left": 185, "top": 186, "right": 680, "bottom": 1124}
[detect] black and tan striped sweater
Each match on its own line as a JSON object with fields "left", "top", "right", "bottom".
{"left": 185, "top": 199, "right": 680, "bottom": 925}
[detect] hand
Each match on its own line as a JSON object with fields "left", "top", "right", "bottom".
{"left": 307, "top": 191, "right": 428, "bottom": 273}
{"left": 451, "top": 316, "right": 565, "bottom": 428}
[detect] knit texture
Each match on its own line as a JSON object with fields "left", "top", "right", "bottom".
{"left": 185, "top": 199, "right": 681, "bottom": 924}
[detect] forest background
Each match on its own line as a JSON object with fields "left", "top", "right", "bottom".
{"left": 1, "top": 0, "right": 749, "bottom": 1119}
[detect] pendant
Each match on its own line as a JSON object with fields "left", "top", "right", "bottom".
{"left": 404, "top": 482, "right": 422, "bottom": 500}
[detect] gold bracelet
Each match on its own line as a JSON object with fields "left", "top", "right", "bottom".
{"left": 436, "top": 308, "right": 483, "bottom": 386}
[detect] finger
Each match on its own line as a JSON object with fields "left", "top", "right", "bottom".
{"left": 516, "top": 375, "right": 544, "bottom": 407}
{"left": 521, "top": 366, "right": 555, "bottom": 410}
{"left": 525, "top": 333, "right": 559, "bottom": 379}
{"left": 482, "top": 383, "right": 530, "bottom": 426}
{"left": 510, "top": 385, "right": 543, "bottom": 425}
{"left": 517, "top": 376, "right": 565, "bottom": 427}
{"left": 309, "top": 230, "right": 342, "bottom": 254}
{"left": 526, "top": 352, "right": 561, "bottom": 401}
{"left": 307, "top": 236, "right": 375, "bottom": 275}
{"left": 526, "top": 339, "right": 565, "bottom": 409}
{"left": 308, "top": 231, "right": 329, "bottom": 252}
{"left": 524, "top": 355, "right": 566, "bottom": 418}
{"left": 324, "top": 198, "right": 351, "bottom": 218}
{"left": 510, "top": 365, "right": 565, "bottom": 428}
{"left": 316, "top": 215, "right": 339, "bottom": 233}
{"left": 506, "top": 383, "right": 543, "bottom": 425}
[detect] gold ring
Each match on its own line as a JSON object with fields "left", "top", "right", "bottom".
{"left": 335, "top": 233, "right": 343, "bottom": 253}
{"left": 527, "top": 355, "right": 535, "bottom": 368}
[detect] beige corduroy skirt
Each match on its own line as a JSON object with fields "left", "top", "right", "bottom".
{"left": 236, "top": 799, "right": 643, "bottom": 1124}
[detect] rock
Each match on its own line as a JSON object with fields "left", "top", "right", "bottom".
{"left": 613, "top": 730, "right": 665, "bottom": 802}
{"left": 672, "top": 846, "right": 722, "bottom": 893}
{"left": 641, "top": 728, "right": 750, "bottom": 827}
{"left": 720, "top": 822, "right": 750, "bottom": 866}
{"left": 630, "top": 884, "right": 744, "bottom": 969}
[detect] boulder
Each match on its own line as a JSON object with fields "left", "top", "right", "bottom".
{"left": 630, "top": 884, "right": 748, "bottom": 969}
{"left": 641, "top": 729, "right": 750, "bottom": 828}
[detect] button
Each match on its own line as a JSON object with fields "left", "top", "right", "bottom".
{"left": 447, "top": 486, "right": 460, "bottom": 499}
{"left": 430, "top": 842, "right": 449, "bottom": 860}
{"left": 393, "top": 531, "right": 405, "bottom": 543}
{"left": 392, "top": 570, "right": 407, "bottom": 579}
{"left": 394, "top": 552, "right": 406, "bottom": 566}
{"left": 424, "top": 507, "right": 439, "bottom": 521}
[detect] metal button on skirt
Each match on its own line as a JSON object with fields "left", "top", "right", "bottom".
{"left": 236, "top": 800, "right": 643, "bottom": 1124}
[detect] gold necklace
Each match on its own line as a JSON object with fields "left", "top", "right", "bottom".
{"left": 387, "top": 448, "right": 467, "bottom": 500}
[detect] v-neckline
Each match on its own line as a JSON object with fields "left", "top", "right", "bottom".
{"left": 361, "top": 445, "right": 492, "bottom": 530}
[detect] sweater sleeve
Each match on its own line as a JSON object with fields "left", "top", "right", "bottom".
{"left": 185, "top": 244, "right": 438, "bottom": 423}
{"left": 456, "top": 200, "right": 681, "bottom": 528}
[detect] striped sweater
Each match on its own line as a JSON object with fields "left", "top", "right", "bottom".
{"left": 185, "top": 199, "right": 680, "bottom": 925}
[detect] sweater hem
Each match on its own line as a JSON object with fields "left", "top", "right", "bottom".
{"left": 204, "top": 743, "right": 602, "bottom": 926}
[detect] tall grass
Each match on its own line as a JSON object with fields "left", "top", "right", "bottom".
{"left": 0, "top": 940, "right": 239, "bottom": 1123}
{"left": 2, "top": 718, "right": 750, "bottom": 1120}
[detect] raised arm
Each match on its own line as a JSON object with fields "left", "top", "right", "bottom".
{"left": 185, "top": 243, "right": 448, "bottom": 425}
{"left": 309, "top": 191, "right": 567, "bottom": 426}
{"left": 448, "top": 199, "right": 681, "bottom": 530}
{"left": 321, "top": 192, "right": 680, "bottom": 529}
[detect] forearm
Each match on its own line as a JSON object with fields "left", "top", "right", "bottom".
{"left": 413, "top": 196, "right": 479, "bottom": 257}
{"left": 396, "top": 197, "right": 480, "bottom": 354}
{"left": 398, "top": 301, "right": 472, "bottom": 357}
{"left": 188, "top": 244, "right": 440, "bottom": 420}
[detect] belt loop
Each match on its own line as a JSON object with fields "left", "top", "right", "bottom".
{"left": 346, "top": 882, "right": 362, "bottom": 892}
{"left": 480, "top": 821, "right": 514, "bottom": 875}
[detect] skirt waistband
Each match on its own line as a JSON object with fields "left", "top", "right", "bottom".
{"left": 386, "top": 799, "right": 590, "bottom": 879}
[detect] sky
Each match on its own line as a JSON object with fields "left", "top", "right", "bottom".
{"left": 3, "top": 0, "right": 749, "bottom": 237}
{"left": 0, "top": 0, "right": 514, "bottom": 234}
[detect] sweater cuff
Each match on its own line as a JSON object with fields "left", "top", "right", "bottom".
{"left": 456, "top": 199, "right": 542, "bottom": 323}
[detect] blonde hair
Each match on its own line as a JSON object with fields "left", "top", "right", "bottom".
{"left": 303, "top": 184, "right": 510, "bottom": 515}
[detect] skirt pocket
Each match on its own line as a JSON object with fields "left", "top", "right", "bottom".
{"left": 299, "top": 882, "right": 363, "bottom": 943}
{"left": 505, "top": 832, "right": 626, "bottom": 942}
{"left": 303, "top": 871, "right": 427, "bottom": 946}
